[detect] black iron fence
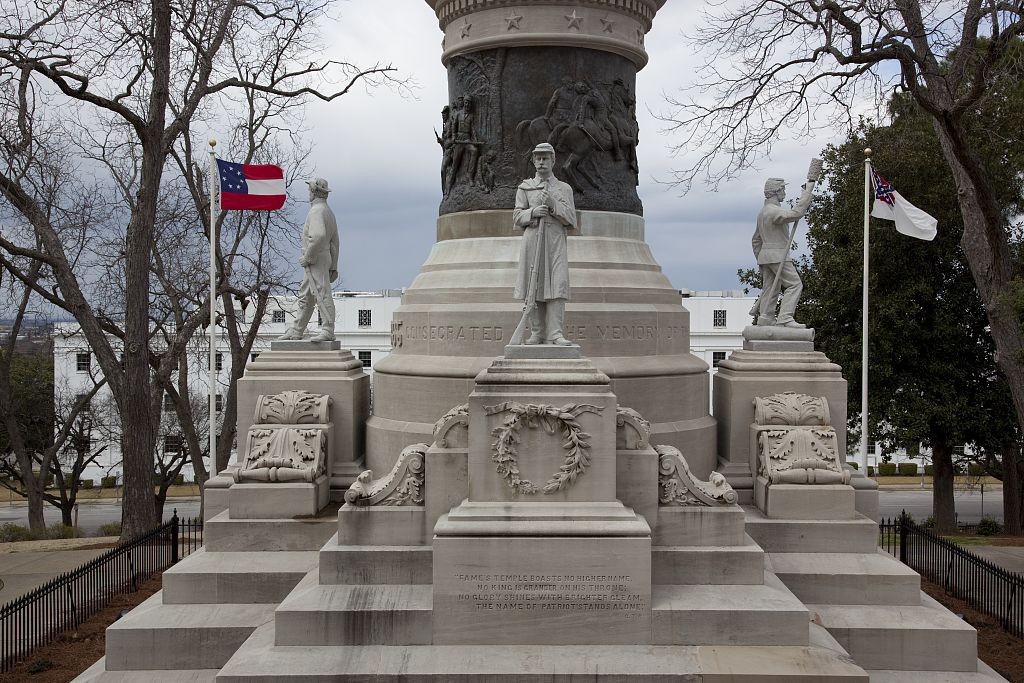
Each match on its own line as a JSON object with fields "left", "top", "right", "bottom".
{"left": 880, "top": 512, "right": 1023, "bottom": 638}
{"left": 0, "top": 510, "right": 202, "bottom": 672}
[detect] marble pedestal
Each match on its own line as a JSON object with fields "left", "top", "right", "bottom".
{"left": 236, "top": 343, "right": 369, "bottom": 492}
{"left": 432, "top": 350, "right": 653, "bottom": 644}
{"left": 712, "top": 336, "right": 845, "bottom": 500}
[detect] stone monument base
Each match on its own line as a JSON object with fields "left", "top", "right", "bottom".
{"left": 754, "top": 479, "right": 856, "bottom": 520}
{"left": 228, "top": 477, "right": 330, "bottom": 519}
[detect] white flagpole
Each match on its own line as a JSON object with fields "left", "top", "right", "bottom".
{"left": 861, "top": 149, "right": 872, "bottom": 472}
{"left": 208, "top": 140, "right": 218, "bottom": 472}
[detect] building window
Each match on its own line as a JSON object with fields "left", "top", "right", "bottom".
{"left": 712, "top": 351, "right": 727, "bottom": 368}
{"left": 358, "top": 309, "right": 372, "bottom": 327}
{"left": 72, "top": 433, "right": 91, "bottom": 453}
{"left": 216, "top": 394, "right": 224, "bottom": 412}
{"left": 358, "top": 351, "right": 372, "bottom": 368}
{"left": 954, "top": 445, "right": 966, "bottom": 456}
{"left": 272, "top": 310, "right": 286, "bottom": 324}
{"left": 76, "top": 352, "right": 91, "bottom": 373}
{"left": 867, "top": 443, "right": 876, "bottom": 455}
{"left": 713, "top": 310, "right": 727, "bottom": 328}
{"left": 250, "top": 353, "right": 260, "bottom": 362}
{"left": 215, "top": 352, "right": 223, "bottom": 372}
{"left": 163, "top": 394, "right": 175, "bottom": 411}
{"left": 164, "top": 435, "right": 182, "bottom": 453}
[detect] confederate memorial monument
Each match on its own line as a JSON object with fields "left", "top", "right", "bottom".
{"left": 77, "top": 1, "right": 1004, "bottom": 682}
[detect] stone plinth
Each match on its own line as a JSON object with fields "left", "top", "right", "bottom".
{"left": 712, "top": 347, "right": 846, "bottom": 501}
{"left": 236, "top": 348, "right": 369, "bottom": 491}
{"left": 228, "top": 479, "right": 330, "bottom": 520}
{"left": 432, "top": 351, "right": 652, "bottom": 644}
{"left": 754, "top": 480, "right": 857, "bottom": 520}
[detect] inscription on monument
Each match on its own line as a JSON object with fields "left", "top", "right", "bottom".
{"left": 392, "top": 321, "right": 689, "bottom": 348}
{"left": 451, "top": 573, "right": 647, "bottom": 616}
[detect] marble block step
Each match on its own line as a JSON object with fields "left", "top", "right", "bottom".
{"left": 651, "top": 572, "right": 809, "bottom": 646}
{"left": 162, "top": 549, "right": 318, "bottom": 604}
{"left": 105, "top": 592, "right": 274, "bottom": 670}
{"left": 73, "top": 658, "right": 217, "bottom": 682}
{"left": 319, "top": 537, "right": 432, "bottom": 584}
{"left": 204, "top": 510, "right": 337, "bottom": 552}
{"left": 868, "top": 660, "right": 1009, "bottom": 682}
{"left": 743, "top": 507, "right": 879, "bottom": 553}
{"left": 809, "top": 593, "right": 978, "bottom": 672}
{"left": 274, "top": 571, "right": 432, "bottom": 646}
{"left": 767, "top": 550, "right": 921, "bottom": 606}
{"left": 652, "top": 536, "right": 764, "bottom": 585}
{"left": 219, "top": 622, "right": 868, "bottom": 681}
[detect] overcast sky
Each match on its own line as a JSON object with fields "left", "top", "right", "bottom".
{"left": 290, "top": 0, "right": 845, "bottom": 294}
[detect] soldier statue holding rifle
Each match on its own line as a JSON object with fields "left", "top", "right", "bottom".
{"left": 751, "top": 158, "right": 823, "bottom": 327}
{"left": 511, "top": 143, "right": 577, "bottom": 346}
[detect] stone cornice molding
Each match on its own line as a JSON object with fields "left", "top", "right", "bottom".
{"left": 426, "top": 1, "right": 666, "bottom": 68}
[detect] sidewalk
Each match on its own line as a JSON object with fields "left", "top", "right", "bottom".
{"left": 0, "top": 539, "right": 118, "bottom": 603}
{"left": 969, "top": 545, "right": 1024, "bottom": 575}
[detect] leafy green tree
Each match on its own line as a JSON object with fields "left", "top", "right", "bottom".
{"left": 798, "top": 95, "right": 1021, "bottom": 533}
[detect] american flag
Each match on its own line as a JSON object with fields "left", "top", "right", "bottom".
{"left": 872, "top": 169, "right": 896, "bottom": 208}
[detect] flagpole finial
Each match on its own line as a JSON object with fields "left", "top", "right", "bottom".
{"left": 209, "top": 139, "right": 217, "bottom": 149}
{"left": 864, "top": 148, "right": 873, "bottom": 158}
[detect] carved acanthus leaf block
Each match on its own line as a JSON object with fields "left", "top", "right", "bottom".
{"left": 616, "top": 406, "right": 650, "bottom": 450}
{"left": 657, "top": 445, "right": 738, "bottom": 507}
{"left": 255, "top": 390, "right": 331, "bottom": 425}
{"left": 432, "top": 403, "right": 469, "bottom": 447}
{"left": 753, "top": 391, "right": 829, "bottom": 427}
{"left": 344, "top": 443, "right": 427, "bottom": 507}
{"left": 758, "top": 429, "right": 850, "bottom": 485}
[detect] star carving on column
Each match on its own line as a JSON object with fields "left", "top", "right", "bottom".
{"left": 600, "top": 15, "right": 615, "bottom": 33}
{"left": 460, "top": 18, "right": 472, "bottom": 39}
{"left": 565, "top": 10, "right": 583, "bottom": 31}
{"left": 505, "top": 11, "right": 523, "bottom": 31}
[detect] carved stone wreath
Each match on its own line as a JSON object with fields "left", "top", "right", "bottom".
{"left": 484, "top": 402, "right": 604, "bottom": 495}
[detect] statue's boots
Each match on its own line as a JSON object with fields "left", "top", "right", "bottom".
{"left": 310, "top": 325, "right": 335, "bottom": 342}
{"left": 279, "top": 326, "right": 305, "bottom": 340}
{"left": 545, "top": 299, "right": 573, "bottom": 346}
{"left": 779, "top": 320, "right": 806, "bottom": 329}
{"left": 526, "top": 306, "right": 544, "bottom": 345}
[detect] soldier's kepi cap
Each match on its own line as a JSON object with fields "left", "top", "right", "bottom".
{"left": 532, "top": 142, "right": 555, "bottom": 156}
{"left": 307, "top": 178, "right": 331, "bottom": 194}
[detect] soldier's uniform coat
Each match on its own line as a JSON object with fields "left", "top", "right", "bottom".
{"left": 512, "top": 176, "right": 577, "bottom": 302}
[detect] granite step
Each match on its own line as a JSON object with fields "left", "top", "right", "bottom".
{"left": 274, "top": 570, "right": 432, "bottom": 645}
{"left": 743, "top": 507, "right": 879, "bottom": 553}
{"left": 318, "top": 536, "right": 432, "bottom": 585}
{"left": 767, "top": 550, "right": 920, "bottom": 605}
{"left": 652, "top": 536, "right": 764, "bottom": 585}
{"left": 204, "top": 510, "right": 337, "bottom": 552}
{"left": 867, "top": 660, "right": 1009, "bottom": 682}
{"left": 218, "top": 622, "right": 870, "bottom": 681}
{"left": 73, "top": 658, "right": 218, "bottom": 682}
{"left": 163, "top": 549, "right": 318, "bottom": 604}
{"left": 104, "top": 592, "right": 274, "bottom": 671}
{"left": 651, "top": 572, "right": 809, "bottom": 646}
{"left": 809, "top": 593, "right": 978, "bottom": 672}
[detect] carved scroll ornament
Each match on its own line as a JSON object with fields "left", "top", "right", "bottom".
{"left": 485, "top": 402, "right": 603, "bottom": 496}
{"left": 657, "top": 445, "right": 738, "bottom": 507}
{"left": 344, "top": 443, "right": 427, "bottom": 507}
{"left": 432, "top": 403, "right": 469, "bottom": 447}
{"left": 255, "top": 390, "right": 331, "bottom": 425}
{"left": 616, "top": 406, "right": 651, "bottom": 450}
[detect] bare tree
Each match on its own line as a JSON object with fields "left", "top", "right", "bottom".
{"left": 0, "top": 0, "right": 399, "bottom": 538}
{"left": 664, "top": 1, "right": 1024, "bottom": 533}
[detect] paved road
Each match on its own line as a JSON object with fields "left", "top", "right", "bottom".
{"left": 878, "top": 488, "right": 1004, "bottom": 523}
{"left": 0, "top": 548, "right": 111, "bottom": 603}
{"left": 0, "top": 499, "right": 201, "bottom": 536}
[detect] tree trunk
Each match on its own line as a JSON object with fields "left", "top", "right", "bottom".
{"left": 119, "top": 0, "right": 173, "bottom": 540}
{"left": 1004, "top": 444, "right": 1023, "bottom": 536}
{"left": 932, "top": 438, "right": 956, "bottom": 533}
{"left": 25, "top": 480, "right": 45, "bottom": 533}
